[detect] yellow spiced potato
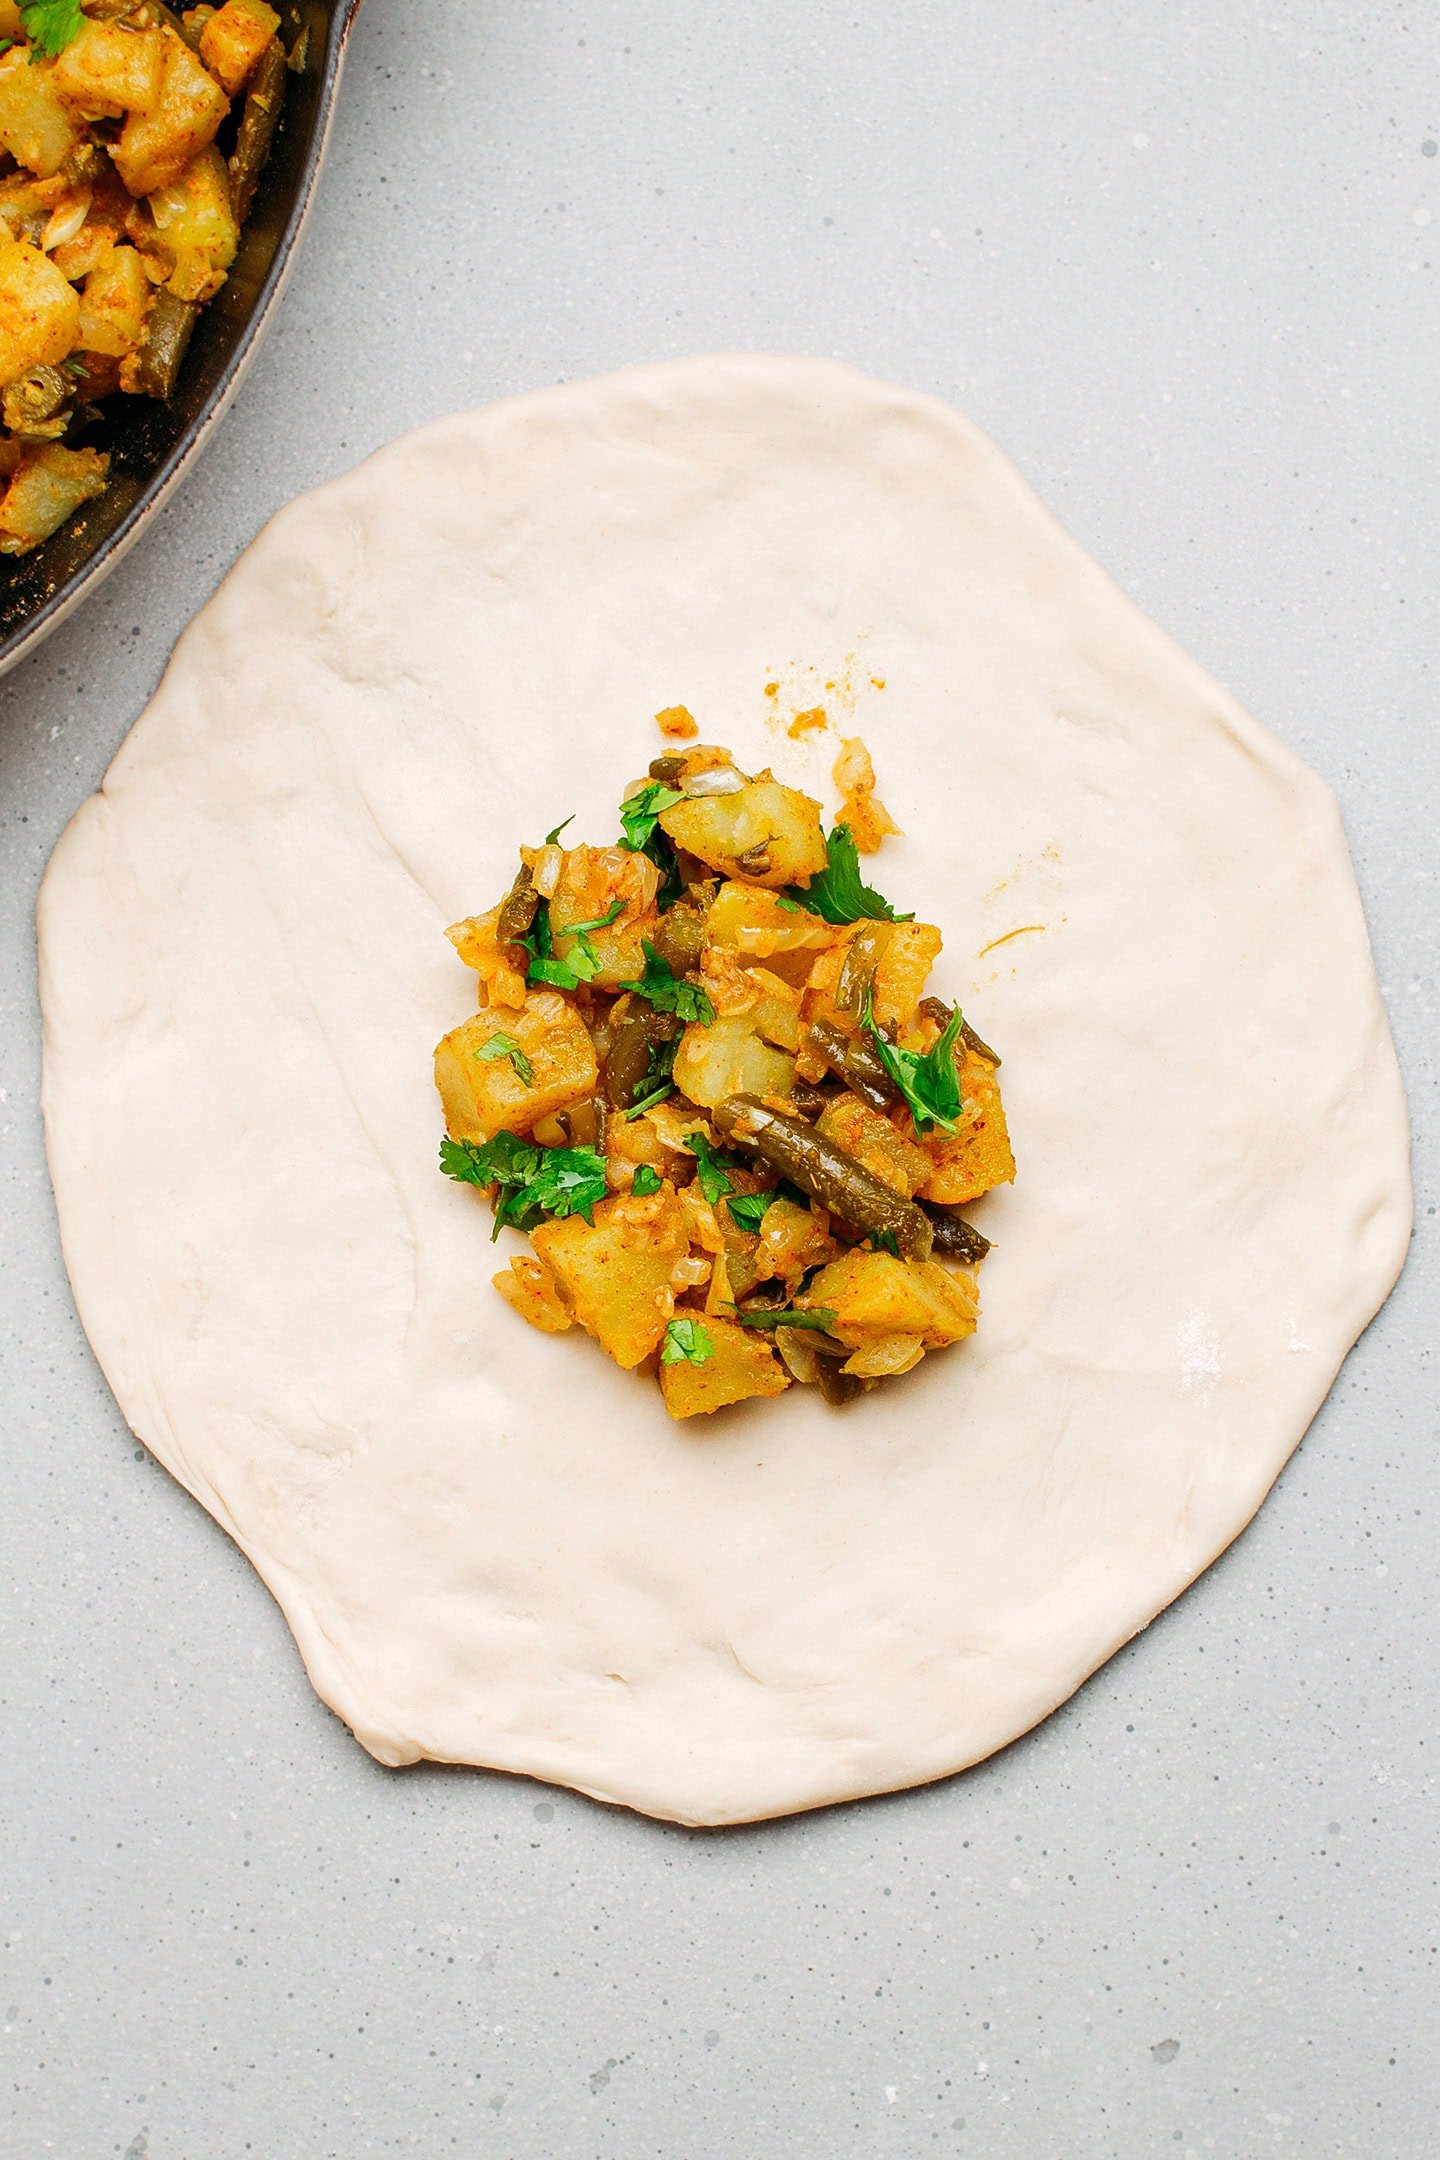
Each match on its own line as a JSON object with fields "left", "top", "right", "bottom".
{"left": 434, "top": 993, "right": 599, "bottom": 1142}
{"left": 533, "top": 1190, "right": 695, "bottom": 1369}
{"left": 659, "top": 773, "right": 827, "bottom": 888}
{"left": 435, "top": 729, "right": 1012, "bottom": 1419}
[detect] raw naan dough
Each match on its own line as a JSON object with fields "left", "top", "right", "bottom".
{"left": 38, "top": 357, "right": 1410, "bottom": 1825}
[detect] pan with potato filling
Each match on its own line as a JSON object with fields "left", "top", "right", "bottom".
{"left": 435, "top": 732, "right": 1015, "bottom": 1420}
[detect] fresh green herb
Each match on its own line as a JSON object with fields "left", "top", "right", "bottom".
{"left": 19, "top": 0, "right": 85, "bottom": 59}
{"left": 522, "top": 896, "right": 623, "bottom": 989}
{"left": 622, "top": 1082, "right": 673, "bottom": 1121}
{"left": 472, "top": 1032, "right": 535, "bottom": 1086}
{"left": 774, "top": 893, "right": 805, "bottom": 914}
{"left": 861, "top": 993, "right": 964, "bottom": 1135}
{"left": 869, "top": 1228, "right": 900, "bottom": 1256}
{"left": 439, "top": 1132, "right": 606, "bottom": 1238}
{"left": 619, "top": 780, "right": 683, "bottom": 853}
{"left": 618, "top": 780, "right": 685, "bottom": 907}
{"left": 787, "top": 822, "right": 912, "bottom": 926}
{"left": 630, "top": 1164, "right": 663, "bottom": 1197}
{"left": 565, "top": 898, "right": 626, "bottom": 937}
{"left": 543, "top": 816, "right": 574, "bottom": 845}
{"left": 730, "top": 1305, "right": 839, "bottom": 1332}
{"left": 688, "top": 1131, "right": 742, "bottom": 1206}
{"left": 0, "top": 38, "right": 14, "bottom": 55}
{"left": 661, "top": 1316, "right": 714, "bottom": 1366}
{"left": 619, "top": 941, "right": 716, "bottom": 1026}
{"left": 725, "top": 1189, "right": 777, "bottom": 1233}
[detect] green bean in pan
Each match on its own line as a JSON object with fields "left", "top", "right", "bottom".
{"left": 648, "top": 902, "right": 708, "bottom": 977}
{"left": 230, "top": 33, "right": 289, "bottom": 226}
{"left": 714, "top": 1095, "right": 934, "bottom": 1262}
{"left": 125, "top": 292, "right": 200, "bottom": 402}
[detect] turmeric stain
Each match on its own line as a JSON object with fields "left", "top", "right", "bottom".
{"left": 788, "top": 705, "right": 829, "bottom": 738}
{"left": 870, "top": 675, "right": 886, "bottom": 690}
{"left": 763, "top": 681, "right": 779, "bottom": 699}
{"left": 978, "top": 924, "right": 1046, "bottom": 957}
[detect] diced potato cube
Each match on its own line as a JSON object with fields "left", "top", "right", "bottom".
{"left": 659, "top": 773, "right": 827, "bottom": 888}
{"left": 493, "top": 1254, "right": 573, "bottom": 1335}
{"left": 815, "top": 1094, "right": 932, "bottom": 1197}
{"left": 434, "top": 992, "right": 598, "bottom": 1142}
{"left": 0, "top": 56, "right": 86, "bottom": 179}
{"left": 111, "top": 33, "right": 228, "bottom": 198}
{"left": 755, "top": 1196, "right": 838, "bottom": 1286}
{"left": 673, "top": 1010, "right": 796, "bottom": 1110}
{"left": 445, "top": 906, "right": 526, "bottom": 1010}
{"left": 871, "top": 921, "right": 942, "bottom": 1030}
{"left": 0, "top": 443, "right": 108, "bottom": 554}
{"left": 76, "top": 242, "right": 151, "bottom": 357}
{"left": 805, "top": 1250, "right": 978, "bottom": 1348}
{"left": 698, "top": 945, "right": 801, "bottom": 1048}
{"left": 915, "top": 1051, "right": 1016, "bottom": 1205}
{"left": 659, "top": 1314, "right": 790, "bottom": 1419}
{"left": 148, "top": 145, "right": 238, "bottom": 301}
{"left": 548, "top": 843, "right": 659, "bottom": 989}
{"left": 199, "top": 0, "right": 279, "bottom": 94}
{"left": 533, "top": 1190, "right": 692, "bottom": 1369}
{"left": 52, "top": 21, "right": 166, "bottom": 119}
{"left": 706, "top": 879, "right": 838, "bottom": 959}
{"left": 0, "top": 235, "right": 80, "bottom": 384}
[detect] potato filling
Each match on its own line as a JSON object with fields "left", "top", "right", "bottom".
{"left": 435, "top": 734, "right": 1014, "bottom": 1420}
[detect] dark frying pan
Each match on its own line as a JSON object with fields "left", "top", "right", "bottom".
{"left": 0, "top": 0, "right": 363, "bottom": 680}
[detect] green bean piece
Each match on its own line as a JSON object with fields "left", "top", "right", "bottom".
{"left": 2, "top": 364, "right": 70, "bottom": 436}
{"left": 229, "top": 35, "right": 287, "bottom": 226}
{"left": 786, "top": 1078, "right": 833, "bottom": 1119}
{"left": 919, "top": 995, "right": 1000, "bottom": 1068}
{"left": 126, "top": 291, "right": 199, "bottom": 401}
{"left": 496, "top": 862, "right": 539, "bottom": 949}
{"left": 921, "top": 1205, "right": 992, "bottom": 1263}
{"left": 605, "top": 1006, "right": 680, "bottom": 1110}
{"left": 649, "top": 902, "right": 707, "bottom": 977}
{"left": 815, "top": 1358, "right": 863, "bottom": 1407}
{"left": 714, "top": 1095, "right": 934, "bottom": 1262}
{"left": 835, "top": 921, "right": 893, "bottom": 1014}
{"left": 647, "top": 753, "right": 687, "bottom": 786}
{"left": 807, "top": 1015, "right": 900, "bottom": 1113}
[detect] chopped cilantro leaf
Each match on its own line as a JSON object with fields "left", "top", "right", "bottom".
{"left": 787, "top": 822, "right": 912, "bottom": 925}
{"left": 725, "top": 1189, "right": 777, "bottom": 1233}
{"left": 439, "top": 1131, "right": 605, "bottom": 1238}
{"left": 862, "top": 993, "right": 964, "bottom": 1135}
{"left": 543, "top": 816, "right": 574, "bottom": 844}
{"left": 618, "top": 780, "right": 685, "bottom": 907}
{"left": 688, "top": 1131, "right": 740, "bottom": 1205}
{"left": 564, "top": 898, "right": 626, "bottom": 937}
{"left": 522, "top": 896, "right": 621, "bottom": 989}
{"left": 622, "top": 1082, "right": 673, "bottom": 1121}
{"left": 19, "top": 0, "right": 84, "bottom": 58}
{"left": 729, "top": 1305, "right": 839, "bottom": 1332}
{"left": 472, "top": 1032, "right": 535, "bottom": 1086}
{"left": 618, "top": 780, "right": 683, "bottom": 852}
{"left": 869, "top": 1228, "right": 900, "bottom": 1257}
{"left": 630, "top": 1164, "right": 662, "bottom": 1197}
{"left": 619, "top": 941, "right": 716, "bottom": 1026}
{"left": 661, "top": 1316, "right": 714, "bottom": 1366}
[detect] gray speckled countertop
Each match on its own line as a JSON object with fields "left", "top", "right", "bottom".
{"left": 3, "top": 5, "right": 1437, "bottom": 2156}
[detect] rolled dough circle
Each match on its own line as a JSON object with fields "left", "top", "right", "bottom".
{"left": 38, "top": 356, "right": 1410, "bottom": 1825}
